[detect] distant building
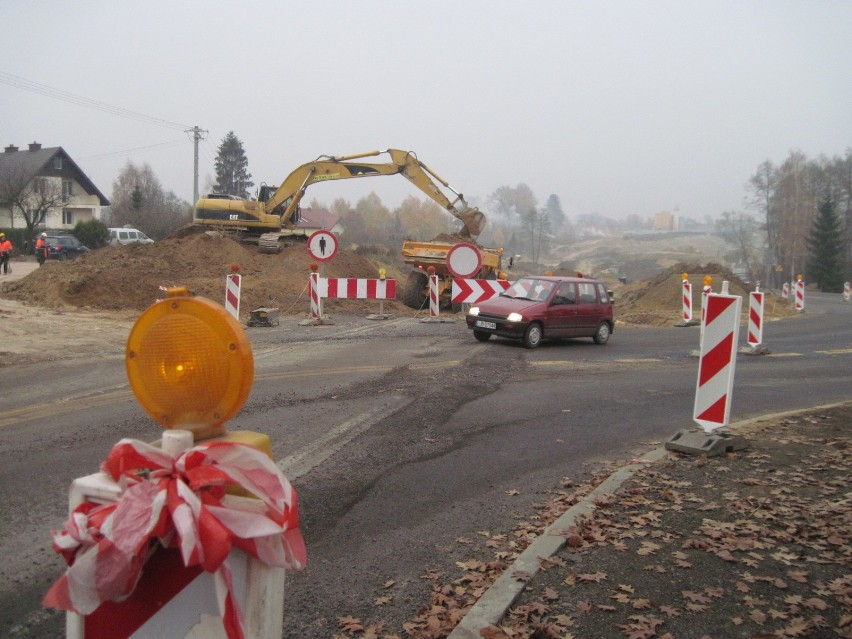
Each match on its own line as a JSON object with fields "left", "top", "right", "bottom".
{"left": 651, "top": 211, "right": 677, "bottom": 231}
{"left": 0, "top": 142, "right": 109, "bottom": 229}
{"left": 296, "top": 207, "right": 344, "bottom": 235}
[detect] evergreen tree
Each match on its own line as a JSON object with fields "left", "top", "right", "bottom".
{"left": 214, "top": 131, "right": 254, "bottom": 198}
{"left": 805, "top": 197, "right": 845, "bottom": 292}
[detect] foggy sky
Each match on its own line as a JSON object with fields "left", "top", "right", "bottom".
{"left": 3, "top": 1, "right": 851, "bottom": 222}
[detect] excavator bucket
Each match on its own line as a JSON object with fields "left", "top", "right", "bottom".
{"left": 457, "top": 207, "right": 486, "bottom": 240}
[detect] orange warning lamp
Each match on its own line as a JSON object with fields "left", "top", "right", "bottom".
{"left": 125, "top": 287, "right": 254, "bottom": 441}
{"left": 230, "top": 263, "right": 240, "bottom": 274}
{"left": 703, "top": 275, "right": 713, "bottom": 287}
{"left": 682, "top": 272, "right": 689, "bottom": 280}
{"left": 797, "top": 273, "right": 803, "bottom": 281}
{"left": 378, "top": 268, "right": 386, "bottom": 280}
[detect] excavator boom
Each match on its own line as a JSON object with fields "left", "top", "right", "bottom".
{"left": 194, "top": 149, "right": 486, "bottom": 241}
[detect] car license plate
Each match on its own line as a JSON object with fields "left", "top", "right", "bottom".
{"left": 475, "top": 320, "right": 497, "bottom": 330}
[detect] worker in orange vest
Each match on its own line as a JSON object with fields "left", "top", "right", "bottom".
{"left": 0, "top": 233, "right": 13, "bottom": 274}
{"left": 35, "top": 232, "right": 49, "bottom": 266}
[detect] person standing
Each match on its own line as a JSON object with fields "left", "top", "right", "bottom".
{"left": 35, "top": 233, "right": 49, "bottom": 266}
{"left": 0, "top": 233, "right": 12, "bottom": 274}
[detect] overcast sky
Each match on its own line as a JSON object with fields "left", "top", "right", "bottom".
{"left": 3, "top": 1, "right": 851, "bottom": 222}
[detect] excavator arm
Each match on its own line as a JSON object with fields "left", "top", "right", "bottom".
{"left": 263, "top": 149, "right": 485, "bottom": 240}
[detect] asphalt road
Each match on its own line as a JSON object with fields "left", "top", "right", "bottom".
{"left": 0, "top": 291, "right": 849, "bottom": 638}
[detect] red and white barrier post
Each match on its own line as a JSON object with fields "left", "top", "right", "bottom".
{"left": 224, "top": 265, "right": 241, "bottom": 321}
{"left": 666, "top": 283, "right": 748, "bottom": 455}
{"left": 747, "top": 289, "right": 764, "bottom": 348}
{"left": 699, "top": 275, "right": 713, "bottom": 346}
{"left": 681, "top": 273, "right": 693, "bottom": 323}
{"left": 781, "top": 281, "right": 790, "bottom": 299}
{"left": 844, "top": 281, "right": 851, "bottom": 302}
{"left": 693, "top": 287, "right": 742, "bottom": 432}
{"left": 429, "top": 269, "right": 440, "bottom": 318}
{"left": 794, "top": 274, "right": 805, "bottom": 312}
{"left": 309, "top": 265, "right": 322, "bottom": 322}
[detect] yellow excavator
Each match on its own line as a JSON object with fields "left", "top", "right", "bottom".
{"left": 193, "top": 149, "right": 502, "bottom": 309}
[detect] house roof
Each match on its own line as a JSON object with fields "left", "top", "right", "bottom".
{"left": 296, "top": 207, "right": 340, "bottom": 230}
{"left": 0, "top": 144, "right": 110, "bottom": 205}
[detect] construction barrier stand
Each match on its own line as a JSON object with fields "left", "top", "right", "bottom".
{"left": 693, "top": 292, "right": 742, "bottom": 433}
{"left": 225, "top": 274, "right": 241, "bottom": 321}
{"left": 747, "top": 291, "right": 764, "bottom": 347}
{"left": 682, "top": 279, "right": 693, "bottom": 322}
{"left": 795, "top": 278, "right": 805, "bottom": 311}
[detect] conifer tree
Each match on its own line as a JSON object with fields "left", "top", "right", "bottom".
{"left": 805, "top": 197, "right": 845, "bottom": 292}
{"left": 214, "top": 131, "right": 254, "bottom": 198}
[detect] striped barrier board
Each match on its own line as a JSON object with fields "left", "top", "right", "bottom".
{"left": 320, "top": 278, "right": 396, "bottom": 299}
{"left": 747, "top": 291, "right": 764, "bottom": 347}
{"left": 451, "top": 279, "right": 512, "bottom": 304}
{"left": 225, "top": 273, "right": 241, "bottom": 320}
{"left": 782, "top": 281, "right": 790, "bottom": 299}
{"left": 693, "top": 292, "right": 742, "bottom": 433}
{"left": 795, "top": 279, "right": 805, "bottom": 311}
{"left": 844, "top": 281, "right": 851, "bottom": 301}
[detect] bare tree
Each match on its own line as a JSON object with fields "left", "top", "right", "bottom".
{"left": 110, "top": 161, "right": 190, "bottom": 239}
{"left": 716, "top": 211, "right": 761, "bottom": 280}
{"left": 0, "top": 164, "right": 67, "bottom": 235}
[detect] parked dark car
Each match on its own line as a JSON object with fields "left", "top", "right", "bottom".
{"left": 44, "top": 233, "right": 90, "bottom": 260}
{"left": 465, "top": 275, "right": 614, "bottom": 348}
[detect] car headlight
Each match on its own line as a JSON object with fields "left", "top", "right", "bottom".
{"left": 468, "top": 306, "right": 480, "bottom": 316}
{"left": 507, "top": 312, "right": 523, "bottom": 322}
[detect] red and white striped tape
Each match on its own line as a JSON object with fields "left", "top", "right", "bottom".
{"left": 320, "top": 278, "right": 396, "bottom": 299}
{"left": 682, "top": 279, "right": 693, "bottom": 322}
{"left": 451, "top": 279, "right": 512, "bottom": 304}
{"left": 747, "top": 291, "right": 764, "bottom": 347}
{"left": 781, "top": 282, "right": 790, "bottom": 299}
{"left": 794, "top": 279, "right": 805, "bottom": 311}
{"left": 693, "top": 293, "right": 742, "bottom": 432}
{"left": 225, "top": 274, "right": 241, "bottom": 320}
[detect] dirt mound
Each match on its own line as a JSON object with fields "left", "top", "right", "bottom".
{"left": 0, "top": 228, "right": 415, "bottom": 317}
{"left": 615, "top": 262, "right": 797, "bottom": 326}
{"left": 0, "top": 238, "right": 799, "bottom": 328}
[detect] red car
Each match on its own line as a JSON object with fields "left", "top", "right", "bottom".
{"left": 465, "top": 275, "right": 614, "bottom": 348}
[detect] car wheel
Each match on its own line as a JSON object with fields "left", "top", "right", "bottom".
{"left": 593, "top": 322, "right": 611, "bottom": 345}
{"left": 473, "top": 330, "right": 491, "bottom": 342}
{"left": 522, "top": 323, "right": 542, "bottom": 349}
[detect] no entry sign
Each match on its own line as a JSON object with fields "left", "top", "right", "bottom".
{"left": 446, "top": 243, "right": 482, "bottom": 279}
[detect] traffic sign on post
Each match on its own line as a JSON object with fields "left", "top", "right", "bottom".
{"left": 307, "top": 230, "right": 338, "bottom": 262}
{"left": 446, "top": 243, "right": 482, "bottom": 279}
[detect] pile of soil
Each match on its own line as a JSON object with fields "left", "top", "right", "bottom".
{"left": 0, "top": 233, "right": 797, "bottom": 328}
{"left": 0, "top": 227, "right": 416, "bottom": 317}
{"left": 613, "top": 262, "right": 798, "bottom": 326}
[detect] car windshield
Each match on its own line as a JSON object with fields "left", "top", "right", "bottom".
{"left": 501, "top": 278, "right": 555, "bottom": 302}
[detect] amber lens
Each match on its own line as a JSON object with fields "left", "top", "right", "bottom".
{"left": 126, "top": 291, "right": 253, "bottom": 429}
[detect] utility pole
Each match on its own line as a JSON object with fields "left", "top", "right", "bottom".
{"left": 187, "top": 125, "right": 208, "bottom": 205}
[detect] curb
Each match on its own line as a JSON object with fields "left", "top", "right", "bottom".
{"left": 447, "top": 401, "right": 852, "bottom": 638}
{"left": 448, "top": 446, "right": 668, "bottom": 638}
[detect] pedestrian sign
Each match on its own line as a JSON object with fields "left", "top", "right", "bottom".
{"left": 307, "top": 230, "right": 338, "bottom": 262}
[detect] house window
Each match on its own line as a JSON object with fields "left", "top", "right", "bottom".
{"left": 62, "top": 209, "right": 74, "bottom": 225}
{"left": 63, "top": 180, "right": 73, "bottom": 199}
{"left": 54, "top": 157, "right": 63, "bottom": 170}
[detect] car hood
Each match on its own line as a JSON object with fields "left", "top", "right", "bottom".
{"left": 475, "top": 295, "right": 542, "bottom": 316}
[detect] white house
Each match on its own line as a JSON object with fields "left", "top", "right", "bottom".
{"left": 0, "top": 142, "right": 109, "bottom": 230}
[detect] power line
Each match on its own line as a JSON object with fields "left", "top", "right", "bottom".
{"left": 80, "top": 138, "right": 189, "bottom": 161}
{"left": 0, "top": 70, "right": 191, "bottom": 130}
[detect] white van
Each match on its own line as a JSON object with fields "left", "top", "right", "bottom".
{"left": 109, "top": 227, "right": 154, "bottom": 246}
